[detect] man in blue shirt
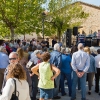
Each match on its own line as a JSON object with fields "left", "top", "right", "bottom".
{"left": 0, "top": 46, "right": 9, "bottom": 93}
{"left": 50, "top": 43, "right": 62, "bottom": 99}
{"left": 71, "top": 43, "right": 90, "bottom": 100}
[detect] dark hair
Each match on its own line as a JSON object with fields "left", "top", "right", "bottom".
{"left": 0, "top": 40, "right": 4, "bottom": 46}
{"left": 43, "top": 47, "right": 48, "bottom": 52}
{"left": 28, "top": 46, "right": 33, "bottom": 52}
{"left": 17, "top": 39, "right": 21, "bottom": 45}
{"left": 71, "top": 46, "right": 78, "bottom": 54}
{"left": 41, "top": 52, "right": 50, "bottom": 61}
{"left": 97, "top": 49, "right": 100, "bottom": 54}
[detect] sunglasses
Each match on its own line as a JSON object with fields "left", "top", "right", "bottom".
{"left": 9, "top": 58, "right": 17, "bottom": 60}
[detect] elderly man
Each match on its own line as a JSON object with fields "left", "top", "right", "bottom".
{"left": 2, "top": 52, "right": 32, "bottom": 93}
{"left": 50, "top": 43, "right": 62, "bottom": 99}
{"left": 0, "top": 46, "right": 9, "bottom": 93}
{"left": 30, "top": 50, "right": 42, "bottom": 100}
{"left": 71, "top": 43, "right": 90, "bottom": 100}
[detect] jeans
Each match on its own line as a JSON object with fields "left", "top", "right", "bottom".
{"left": 71, "top": 71, "right": 86, "bottom": 100}
{"left": 31, "top": 75, "right": 38, "bottom": 100}
{"left": 78, "top": 78, "right": 81, "bottom": 90}
{"left": 53, "top": 74, "right": 61, "bottom": 97}
{"left": 60, "top": 72, "right": 72, "bottom": 96}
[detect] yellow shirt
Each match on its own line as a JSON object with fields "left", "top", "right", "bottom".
{"left": 38, "top": 62, "right": 54, "bottom": 89}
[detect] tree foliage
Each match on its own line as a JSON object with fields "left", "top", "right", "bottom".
{"left": 0, "top": 0, "right": 46, "bottom": 39}
{"left": 45, "top": 0, "right": 89, "bottom": 41}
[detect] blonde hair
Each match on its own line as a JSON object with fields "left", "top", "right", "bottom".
{"left": 84, "top": 46, "right": 91, "bottom": 54}
{"left": 17, "top": 48, "right": 24, "bottom": 60}
{"left": 7, "top": 63, "right": 26, "bottom": 80}
{"left": 90, "top": 46, "right": 97, "bottom": 54}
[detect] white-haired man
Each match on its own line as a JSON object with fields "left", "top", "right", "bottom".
{"left": 71, "top": 43, "right": 90, "bottom": 100}
{"left": 50, "top": 43, "right": 62, "bottom": 99}
{"left": 2, "top": 52, "right": 32, "bottom": 94}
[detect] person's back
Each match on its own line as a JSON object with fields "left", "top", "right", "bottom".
{"left": 61, "top": 54, "right": 72, "bottom": 73}
{"left": 50, "top": 50, "right": 61, "bottom": 69}
{"left": 0, "top": 78, "right": 30, "bottom": 100}
{"left": 0, "top": 52, "right": 9, "bottom": 68}
{"left": 38, "top": 62, "right": 54, "bottom": 89}
{"left": 72, "top": 50, "right": 89, "bottom": 71}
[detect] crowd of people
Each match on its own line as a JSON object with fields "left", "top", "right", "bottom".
{"left": 0, "top": 38, "right": 99, "bottom": 100}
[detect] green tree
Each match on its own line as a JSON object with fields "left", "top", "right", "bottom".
{"left": 0, "top": 0, "right": 46, "bottom": 39}
{"left": 46, "top": 0, "right": 89, "bottom": 41}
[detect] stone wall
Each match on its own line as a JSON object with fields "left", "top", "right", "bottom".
{"left": 79, "top": 3, "right": 100, "bottom": 35}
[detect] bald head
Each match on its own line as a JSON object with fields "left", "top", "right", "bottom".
{"left": 9, "top": 52, "right": 18, "bottom": 58}
{"left": 78, "top": 43, "right": 84, "bottom": 50}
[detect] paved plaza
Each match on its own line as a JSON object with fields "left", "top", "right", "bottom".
{"left": 36, "top": 80, "right": 100, "bottom": 100}
{"left": 58, "top": 84, "right": 100, "bottom": 100}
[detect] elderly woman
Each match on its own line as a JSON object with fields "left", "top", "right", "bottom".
{"left": 31, "top": 52, "right": 60, "bottom": 100}
{"left": 60, "top": 47, "right": 72, "bottom": 96}
{"left": 84, "top": 46, "right": 96, "bottom": 95}
{"left": 90, "top": 46, "right": 97, "bottom": 57}
{"left": 0, "top": 63, "right": 31, "bottom": 100}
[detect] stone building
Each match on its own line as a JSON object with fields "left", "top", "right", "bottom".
{"left": 77, "top": 1, "right": 100, "bottom": 35}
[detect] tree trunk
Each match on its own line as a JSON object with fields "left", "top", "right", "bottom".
{"left": 10, "top": 27, "right": 14, "bottom": 40}
{"left": 24, "top": 34, "right": 25, "bottom": 40}
{"left": 58, "top": 30, "right": 61, "bottom": 42}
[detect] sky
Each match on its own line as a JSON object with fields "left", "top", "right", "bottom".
{"left": 42, "top": 0, "right": 100, "bottom": 10}
{"left": 77, "top": 0, "right": 100, "bottom": 6}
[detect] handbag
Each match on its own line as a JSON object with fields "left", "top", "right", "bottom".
{"left": 10, "top": 79, "right": 19, "bottom": 100}
{"left": 26, "top": 60, "right": 35, "bottom": 69}
{"left": 26, "top": 60, "right": 35, "bottom": 73}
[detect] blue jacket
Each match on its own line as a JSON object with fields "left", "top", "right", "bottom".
{"left": 87, "top": 55, "right": 96, "bottom": 73}
{"left": 50, "top": 50, "right": 62, "bottom": 69}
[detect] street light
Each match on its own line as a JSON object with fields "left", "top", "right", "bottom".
{"left": 42, "top": 11, "right": 47, "bottom": 39}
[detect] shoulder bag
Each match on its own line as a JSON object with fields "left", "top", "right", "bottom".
{"left": 10, "top": 79, "right": 19, "bottom": 100}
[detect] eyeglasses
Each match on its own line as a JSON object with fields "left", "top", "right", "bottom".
{"left": 9, "top": 58, "right": 17, "bottom": 60}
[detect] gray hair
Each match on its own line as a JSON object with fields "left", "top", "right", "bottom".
{"left": 9, "top": 52, "right": 18, "bottom": 57}
{"left": 78, "top": 43, "right": 84, "bottom": 50}
{"left": 34, "top": 50, "right": 42, "bottom": 56}
{"left": 61, "top": 47, "right": 66, "bottom": 53}
{"left": 37, "top": 45, "right": 42, "bottom": 50}
{"left": 0, "top": 46, "right": 6, "bottom": 52}
{"left": 90, "top": 46, "right": 97, "bottom": 54}
{"left": 66, "top": 47, "right": 70, "bottom": 53}
{"left": 54, "top": 43, "right": 60, "bottom": 51}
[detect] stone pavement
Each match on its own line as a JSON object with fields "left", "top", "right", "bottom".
{"left": 58, "top": 85, "right": 100, "bottom": 100}
{"left": 37, "top": 81, "right": 100, "bottom": 100}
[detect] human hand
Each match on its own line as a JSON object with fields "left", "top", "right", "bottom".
{"left": 77, "top": 72, "right": 84, "bottom": 78}
{"left": 51, "top": 76, "right": 55, "bottom": 81}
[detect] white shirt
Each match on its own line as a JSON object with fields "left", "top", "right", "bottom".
{"left": 0, "top": 78, "right": 31, "bottom": 100}
{"left": 95, "top": 54, "right": 100, "bottom": 68}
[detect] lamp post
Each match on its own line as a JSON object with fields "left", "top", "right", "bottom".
{"left": 42, "top": 11, "right": 47, "bottom": 39}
